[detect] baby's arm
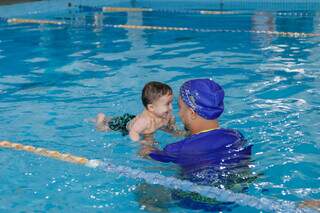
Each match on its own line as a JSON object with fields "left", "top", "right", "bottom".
{"left": 161, "top": 115, "right": 189, "bottom": 137}
{"left": 128, "top": 117, "right": 149, "bottom": 142}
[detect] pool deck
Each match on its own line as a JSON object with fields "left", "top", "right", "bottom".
{"left": 0, "top": 0, "right": 40, "bottom": 5}
{"left": 0, "top": 0, "right": 121, "bottom": 17}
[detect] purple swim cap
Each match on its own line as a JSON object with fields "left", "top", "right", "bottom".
{"left": 180, "top": 79, "right": 224, "bottom": 120}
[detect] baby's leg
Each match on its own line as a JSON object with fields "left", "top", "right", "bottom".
{"left": 96, "top": 113, "right": 111, "bottom": 131}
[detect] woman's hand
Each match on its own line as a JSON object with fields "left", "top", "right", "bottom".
{"left": 139, "top": 145, "right": 156, "bottom": 158}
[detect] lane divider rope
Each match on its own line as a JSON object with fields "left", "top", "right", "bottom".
{"left": 0, "top": 140, "right": 88, "bottom": 164}
{"left": 106, "top": 24, "right": 320, "bottom": 37}
{"left": 102, "top": 6, "right": 240, "bottom": 15}
{"left": 7, "top": 18, "right": 65, "bottom": 25}
{"left": 1, "top": 17, "right": 319, "bottom": 38}
{"left": 76, "top": 5, "right": 316, "bottom": 17}
{"left": 0, "top": 140, "right": 316, "bottom": 213}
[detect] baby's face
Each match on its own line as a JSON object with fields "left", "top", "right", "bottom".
{"left": 151, "top": 93, "right": 173, "bottom": 118}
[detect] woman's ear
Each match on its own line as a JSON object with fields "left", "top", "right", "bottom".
{"left": 190, "top": 108, "right": 197, "bottom": 120}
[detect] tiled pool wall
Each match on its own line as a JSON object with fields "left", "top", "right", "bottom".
{"left": 1, "top": 0, "right": 320, "bottom": 18}
{"left": 135, "top": 0, "right": 320, "bottom": 11}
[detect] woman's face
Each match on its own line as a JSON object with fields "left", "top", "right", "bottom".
{"left": 178, "top": 96, "right": 192, "bottom": 130}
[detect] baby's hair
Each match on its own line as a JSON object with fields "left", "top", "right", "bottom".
{"left": 142, "top": 81, "right": 172, "bottom": 108}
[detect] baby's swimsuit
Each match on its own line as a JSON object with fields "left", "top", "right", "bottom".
{"left": 108, "top": 113, "right": 136, "bottom": 135}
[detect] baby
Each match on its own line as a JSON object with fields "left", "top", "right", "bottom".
{"left": 96, "top": 81, "right": 186, "bottom": 145}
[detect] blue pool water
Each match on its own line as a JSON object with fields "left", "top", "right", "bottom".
{"left": 0, "top": 0, "right": 319, "bottom": 212}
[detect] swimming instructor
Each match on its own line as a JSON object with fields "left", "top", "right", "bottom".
{"left": 141, "top": 79, "right": 320, "bottom": 211}
{"left": 144, "top": 78, "right": 251, "bottom": 178}
{"left": 139, "top": 79, "right": 252, "bottom": 211}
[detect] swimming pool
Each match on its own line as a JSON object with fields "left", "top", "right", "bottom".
{"left": 0, "top": 0, "right": 319, "bottom": 212}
